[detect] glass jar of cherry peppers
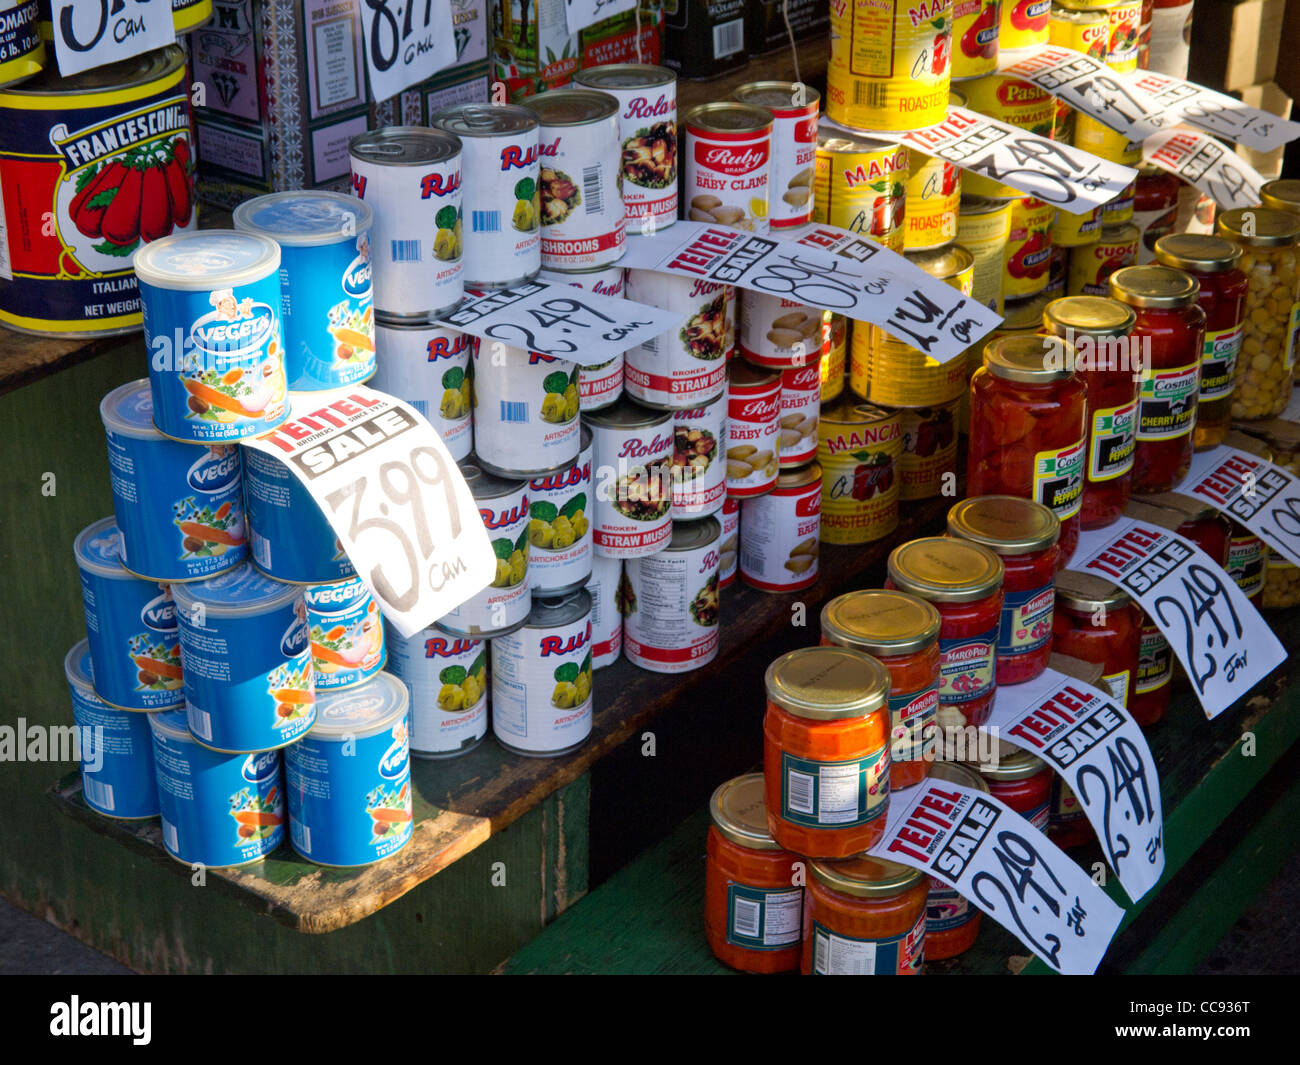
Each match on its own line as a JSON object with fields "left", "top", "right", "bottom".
{"left": 1052, "top": 571, "right": 1142, "bottom": 709}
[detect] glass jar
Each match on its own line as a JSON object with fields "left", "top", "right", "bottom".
{"left": 947, "top": 495, "right": 1061, "bottom": 686}
{"left": 1214, "top": 207, "right": 1300, "bottom": 413}
{"left": 1227, "top": 528, "right": 1269, "bottom": 607}
{"left": 1133, "top": 165, "right": 1180, "bottom": 263}
{"left": 1131, "top": 616, "right": 1172, "bottom": 727}
{"left": 802, "top": 856, "right": 928, "bottom": 975}
{"left": 1153, "top": 234, "right": 1248, "bottom": 450}
{"left": 705, "top": 774, "right": 804, "bottom": 973}
{"left": 1049, "top": 776, "right": 1093, "bottom": 849}
{"left": 1262, "top": 555, "right": 1300, "bottom": 609}
{"left": 922, "top": 761, "right": 987, "bottom": 961}
{"left": 968, "top": 334, "right": 1088, "bottom": 566}
{"left": 1043, "top": 296, "right": 1139, "bottom": 528}
{"left": 1109, "top": 265, "right": 1206, "bottom": 493}
{"left": 886, "top": 537, "right": 1005, "bottom": 727}
{"left": 1052, "top": 571, "right": 1142, "bottom": 708}
{"left": 1260, "top": 180, "right": 1300, "bottom": 215}
{"left": 1174, "top": 503, "right": 1232, "bottom": 566}
{"left": 820, "top": 590, "right": 942, "bottom": 790}
{"left": 763, "top": 646, "right": 893, "bottom": 858}
{"left": 975, "top": 749, "right": 1053, "bottom": 830}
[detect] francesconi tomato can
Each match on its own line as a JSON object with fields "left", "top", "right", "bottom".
{"left": 589, "top": 551, "right": 623, "bottom": 669}
{"left": 814, "top": 121, "right": 908, "bottom": 252}
{"left": 242, "top": 447, "right": 354, "bottom": 585}
{"left": 369, "top": 319, "right": 474, "bottom": 461}
{"left": 430, "top": 103, "right": 541, "bottom": 289}
{"left": 471, "top": 343, "right": 581, "bottom": 477}
{"left": 624, "top": 517, "right": 722, "bottom": 673}
{"left": 726, "top": 361, "right": 783, "bottom": 497}
{"left": 305, "top": 577, "right": 386, "bottom": 692}
{"left": 718, "top": 497, "right": 740, "bottom": 587}
{"left": 740, "top": 463, "right": 822, "bottom": 591}
{"left": 739, "top": 289, "right": 830, "bottom": 370}
{"left": 0, "top": 46, "right": 194, "bottom": 337}
{"left": 491, "top": 591, "right": 595, "bottom": 757}
{"left": 624, "top": 268, "right": 732, "bottom": 407}
{"left": 0, "top": 1, "right": 42, "bottom": 90}
{"left": 586, "top": 397, "right": 675, "bottom": 558}
{"left": 818, "top": 398, "right": 902, "bottom": 544}
{"left": 779, "top": 362, "right": 821, "bottom": 468}
{"left": 385, "top": 626, "right": 488, "bottom": 759}
{"left": 683, "top": 101, "right": 773, "bottom": 235}
{"left": 537, "top": 264, "right": 626, "bottom": 412}
{"left": 671, "top": 392, "right": 727, "bottom": 520}
{"left": 349, "top": 126, "right": 464, "bottom": 319}
{"left": 734, "top": 81, "right": 819, "bottom": 231}
{"left": 528, "top": 426, "right": 594, "bottom": 596}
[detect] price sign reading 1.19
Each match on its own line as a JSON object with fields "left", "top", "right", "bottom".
{"left": 360, "top": 0, "right": 457, "bottom": 103}
{"left": 52, "top": 0, "right": 175, "bottom": 78}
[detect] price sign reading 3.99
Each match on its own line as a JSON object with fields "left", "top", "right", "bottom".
{"left": 360, "top": 0, "right": 457, "bottom": 103}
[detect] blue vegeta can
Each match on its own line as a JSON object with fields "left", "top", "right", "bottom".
{"left": 135, "top": 230, "right": 289, "bottom": 443}
{"left": 233, "top": 191, "right": 376, "bottom": 391}
{"left": 64, "top": 641, "right": 159, "bottom": 821}
{"left": 149, "top": 709, "right": 286, "bottom": 867}
{"left": 170, "top": 563, "right": 315, "bottom": 753}
{"left": 100, "top": 379, "right": 247, "bottom": 582}
{"left": 242, "top": 446, "right": 355, "bottom": 584}
{"left": 285, "top": 672, "right": 412, "bottom": 867}
{"left": 306, "top": 577, "right": 386, "bottom": 691}
{"left": 74, "top": 517, "right": 184, "bottom": 712}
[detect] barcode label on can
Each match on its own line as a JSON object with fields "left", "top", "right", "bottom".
{"left": 162, "top": 818, "right": 179, "bottom": 854}
{"left": 473, "top": 210, "right": 501, "bottom": 233}
{"left": 391, "top": 240, "right": 422, "bottom": 263}
{"left": 83, "top": 775, "right": 114, "bottom": 811}
{"left": 188, "top": 707, "right": 212, "bottom": 741}
{"left": 853, "top": 82, "right": 891, "bottom": 108}
{"left": 252, "top": 533, "right": 272, "bottom": 571}
{"left": 500, "top": 401, "right": 528, "bottom": 423}
{"left": 583, "top": 166, "right": 604, "bottom": 215}
{"left": 409, "top": 398, "right": 429, "bottom": 418}
{"left": 714, "top": 18, "right": 744, "bottom": 58}
{"left": 786, "top": 769, "right": 815, "bottom": 814}
{"left": 291, "top": 819, "right": 311, "bottom": 854}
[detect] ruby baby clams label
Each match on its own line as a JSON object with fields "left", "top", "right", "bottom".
{"left": 686, "top": 123, "right": 772, "bottom": 237}
{"left": 869, "top": 780, "right": 1125, "bottom": 974}
{"left": 1072, "top": 516, "right": 1284, "bottom": 719}
{"left": 725, "top": 368, "right": 782, "bottom": 498}
{"left": 1141, "top": 128, "right": 1266, "bottom": 211}
{"left": 1178, "top": 446, "right": 1300, "bottom": 572}
{"left": 983, "top": 668, "right": 1165, "bottom": 901}
{"left": 778, "top": 363, "right": 821, "bottom": 467}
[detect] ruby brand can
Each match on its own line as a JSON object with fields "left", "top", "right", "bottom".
{"left": 369, "top": 319, "right": 474, "bottom": 461}
{"left": 349, "top": 126, "right": 464, "bottom": 319}
{"left": 305, "top": 577, "right": 386, "bottom": 692}
{"left": 734, "top": 81, "right": 819, "bottom": 230}
{"left": 537, "top": 264, "right": 626, "bottom": 411}
{"left": 718, "top": 497, "right": 740, "bottom": 588}
{"left": 242, "top": 447, "right": 354, "bottom": 585}
{"left": 726, "top": 361, "right": 782, "bottom": 497}
{"left": 671, "top": 393, "right": 727, "bottom": 519}
{"left": 814, "top": 121, "right": 909, "bottom": 252}
{"left": 528, "top": 426, "right": 594, "bottom": 596}
{"left": 471, "top": 342, "right": 581, "bottom": 477}
{"left": 778, "top": 363, "right": 821, "bottom": 468}
{"left": 385, "top": 625, "right": 488, "bottom": 758}
{"left": 740, "top": 463, "right": 822, "bottom": 591}
{"left": 739, "top": 289, "right": 829, "bottom": 370}
{"left": 589, "top": 552, "right": 624, "bottom": 669}
{"left": 624, "top": 517, "right": 722, "bottom": 673}
{"left": 586, "top": 397, "right": 675, "bottom": 559}
{"left": 683, "top": 101, "right": 773, "bottom": 236}
{"left": 624, "top": 268, "right": 732, "bottom": 407}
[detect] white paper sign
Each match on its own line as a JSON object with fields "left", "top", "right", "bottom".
{"left": 1071, "top": 518, "right": 1285, "bottom": 719}
{"left": 1142, "top": 128, "right": 1266, "bottom": 211}
{"left": 565, "top": 0, "right": 636, "bottom": 36}
{"left": 439, "top": 280, "right": 684, "bottom": 367}
{"left": 984, "top": 669, "right": 1165, "bottom": 902}
{"left": 360, "top": 0, "right": 457, "bottom": 103}
{"left": 870, "top": 780, "right": 1125, "bottom": 974}
{"left": 1127, "top": 70, "right": 1300, "bottom": 154}
{"left": 52, "top": 0, "right": 175, "bottom": 78}
{"left": 619, "top": 221, "right": 1002, "bottom": 364}
{"left": 1179, "top": 446, "right": 1300, "bottom": 570}
{"left": 244, "top": 387, "right": 495, "bottom": 639}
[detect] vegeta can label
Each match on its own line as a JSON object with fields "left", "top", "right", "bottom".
{"left": 305, "top": 577, "right": 386, "bottom": 692}
{"left": 171, "top": 563, "right": 315, "bottom": 754}
{"left": 74, "top": 517, "right": 184, "bottom": 712}
{"left": 64, "top": 641, "right": 159, "bottom": 820}
{"left": 100, "top": 379, "right": 247, "bottom": 582}
{"left": 149, "top": 709, "right": 286, "bottom": 867}
{"left": 285, "top": 672, "right": 413, "bottom": 867}
{"left": 385, "top": 625, "right": 488, "bottom": 758}
{"left": 233, "top": 191, "right": 377, "bottom": 392}
{"left": 135, "top": 230, "right": 289, "bottom": 443}
{"left": 242, "top": 446, "right": 354, "bottom": 584}
{"left": 369, "top": 319, "right": 474, "bottom": 461}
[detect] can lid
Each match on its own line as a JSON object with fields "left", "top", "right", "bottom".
{"left": 1216, "top": 206, "right": 1300, "bottom": 247}
{"left": 819, "top": 395, "right": 895, "bottom": 427}
{"left": 132, "top": 230, "right": 281, "bottom": 292}
{"left": 233, "top": 190, "right": 373, "bottom": 247}
{"left": 809, "top": 855, "right": 924, "bottom": 898}
{"left": 887, "top": 537, "right": 1004, "bottom": 602}
{"left": 73, "top": 517, "right": 131, "bottom": 580}
{"left": 684, "top": 100, "right": 772, "bottom": 133}
{"left": 948, "top": 496, "right": 1061, "bottom": 555}
{"left": 349, "top": 125, "right": 462, "bottom": 165}
{"left": 1054, "top": 569, "right": 1131, "bottom": 610}
{"left": 666, "top": 516, "right": 721, "bottom": 551}
{"left": 906, "top": 243, "right": 974, "bottom": 283}
{"left": 574, "top": 64, "right": 676, "bottom": 91}
{"left": 526, "top": 89, "right": 619, "bottom": 126}
{"left": 1042, "top": 296, "right": 1135, "bottom": 339}
{"left": 148, "top": 708, "right": 196, "bottom": 741}
{"left": 1261, "top": 179, "right": 1300, "bottom": 214}
{"left": 1051, "top": 0, "right": 1110, "bottom": 17}
{"left": 926, "top": 760, "right": 989, "bottom": 792}
{"left": 729, "top": 359, "right": 780, "bottom": 389}
{"left": 816, "top": 116, "right": 895, "bottom": 153}
{"left": 734, "top": 80, "right": 820, "bottom": 111}
{"left": 430, "top": 102, "right": 539, "bottom": 137}
{"left": 774, "top": 462, "right": 822, "bottom": 490}
{"left": 64, "top": 640, "right": 95, "bottom": 695}
{"left": 458, "top": 457, "right": 528, "bottom": 501}
{"left": 100, "top": 379, "right": 162, "bottom": 441}
{"left": 170, "top": 563, "right": 304, "bottom": 616}
{"left": 528, "top": 589, "right": 593, "bottom": 628}
{"left": 1000, "top": 291, "right": 1055, "bottom": 332}
{"left": 764, "top": 646, "right": 890, "bottom": 720}
{"left": 820, "top": 590, "right": 942, "bottom": 656}
{"left": 975, "top": 748, "right": 1047, "bottom": 781}
{"left": 709, "top": 773, "right": 782, "bottom": 851}
{"left": 959, "top": 195, "right": 1015, "bottom": 218}
{"left": 1153, "top": 234, "right": 1242, "bottom": 273}
{"left": 582, "top": 396, "right": 673, "bottom": 430}
{"left": 984, "top": 334, "right": 1079, "bottom": 383}
{"left": 5, "top": 43, "right": 183, "bottom": 96}
{"left": 1109, "top": 265, "right": 1200, "bottom": 308}
{"left": 309, "top": 671, "right": 409, "bottom": 739}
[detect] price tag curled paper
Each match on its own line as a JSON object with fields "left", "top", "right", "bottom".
{"left": 53, "top": 0, "right": 176, "bottom": 78}
{"left": 360, "top": 0, "right": 457, "bottom": 103}
{"left": 1127, "top": 70, "right": 1300, "bottom": 154}
{"left": 243, "top": 387, "right": 495, "bottom": 639}
{"left": 1142, "top": 128, "right": 1266, "bottom": 211}
{"left": 1178, "top": 445, "right": 1300, "bottom": 570}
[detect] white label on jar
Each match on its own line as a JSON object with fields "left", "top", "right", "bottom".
{"left": 472, "top": 344, "right": 581, "bottom": 474}
{"left": 671, "top": 400, "right": 727, "bottom": 518}
{"left": 623, "top": 538, "right": 721, "bottom": 672}
{"left": 490, "top": 612, "right": 594, "bottom": 754}
{"left": 1033, "top": 439, "right": 1085, "bottom": 520}
{"left": 1101, "top": 668, "right": 1130, "bottom": 708}
{"left": 538, "top": 116, "right": 627, "bottom": 270}
{"left": 739, "top": 481, "right": 821, "bottom": 590}
{"left": 527, "top": 441, "right": 593, "bottom": 594}
{"left": 386, "top": 626, "right": 488, "bottom": 755}
{"left": 726, "top": 379, "right": 782, "bottom": 497}
{"left": 369, "top": 323, "right": 474, "bottom": 461}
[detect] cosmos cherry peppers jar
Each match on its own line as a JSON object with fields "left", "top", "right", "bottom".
{"left": 1052, "top": 571, "right": 1142, "bottom": 709}
{"left": 968, "top": 334, "right": 1088, "bottom": 567}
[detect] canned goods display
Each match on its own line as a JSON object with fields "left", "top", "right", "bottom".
{"left": 740, "top": 464, "right": 822, "bottom": 591}
{"left": 232, "top": 191, "right": 375, "bottom": 391}
{"left": 958, "top": 75, "right": 1056, "bottom": 199}
{"left": 135, "top": 231, "right": 288, "bottom": 444}
{"left": 526, "top": 90, "right": 627, "bottom": 270}
{"left": 817, "top": 398, "right": 902, "bottom": 545}
{"left": 958, "top": 195, "right": 1015, "bottom": 314}
{"left": 1068, "top": 222, "right": 1140, "bottom": 296}
{"left": 285, "top": 673, "right": 413, "bottom": 867}
{"left": 491, "top": 591, "right": 595, "bottom": 756}
{"left": 1001, "top": 0, "right": 1052, "bottom": 48}
{"left": 0, "top": 0, "right": 42, "bottom": 90}
{"left": 814, "top": 121, "right": 908, "bottom": 251}
{"left": 585, "top": 397, "right": 675, "bottom": 558}
{"left": 573, "top": 65, "right": 679, "bottom": 231}
{"left": 899, "top": 402, "right": 960, "bottom": 500}
{"left": 1050, "top": 0, "right": 1109, "bottom": 57}
{"left": 719, "top": 497, "right": 740, "bottom": 588}
{"left": 1132, "top": 165, "right": 1180, "bottom": 264}
{"left": 1052, "top": 203, "right": 1103, "bottom": 248}
{"left": 589, "top": 552, "right": 624, "bottom": 669}
{"left": 739, "top": 289, "right": 830, "bottom": 369}
{"left": 821, "top": 315, "right": 848, "bottom": 402}
{"left": 430, "top": 103, "right": 541, "bottom": 289}
{"left": 536, "top": 265, "right": 626, "bottom": 411}
{"left": 386, "top": 626, "right": 488, "bottom": 759}
{"left": 683, "top": 101, "right": 773, "bottom": 234}
{"left": 624, "top": 269, "right": 731, "bottom": 408}
{"left": 471, "top": 343, "right": 581, "bottom": 477}
{"left": 1003, "top": 197, "right": 1056, "bottom": 299}
{"left": 369, "top": 320, "right": 474, "bottom": 461}
{"left": 242, "top": 447, "right": 354, "bottom": 585}
{"left": 905, "top": 149, "right": 961, "bottom": 252}
{"left": 1106, "top": 0, "right": 1143, "bottom": 71}
{"left": 305, "top": 577, "right": 385, "bottom": 692}
{"left": 671, "top": 394, "right": 728, "bottom": 519}
{"left": 733, "top": 81, "right": 819, "bottom": 230}
{"left": 725, "top": 361, "right": 783, "bottom": 497}
{"left": 952, "top": 0, "right": 1001, "bottom": 78}
{"left": 349, "top": 127, "right": 464, "bottom": 319}
{"left": 528, "top": 427, "right": 594, "bottom": 596}
{"left": 624, "top": 518, "right": 722, "bottom": 673}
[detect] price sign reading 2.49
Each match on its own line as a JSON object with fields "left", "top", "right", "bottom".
{"left": 52, "top": 0, "right": 175, "bottom": 79}
{"left": 360, "top": 0, "right": 457, "bottom": 103}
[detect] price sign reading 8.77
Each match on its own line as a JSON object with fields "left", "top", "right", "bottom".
{"left": 361, "top": 0, "right": 457, "bottom": 103}
{"left": 52, "top": 0, "right": 175, "bottom": 78}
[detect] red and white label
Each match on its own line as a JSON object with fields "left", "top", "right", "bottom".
{"left": 685, "top": 122, "right": 772, "bottom": 236}
{"left": 719, "top": 497, "right": 740, "bottom": 588}
{"left": 624, "top": 534, "right": 722, "bottom": 673}
{"left": 778, "top": 364, "right": 820, "bottom": 468}
{"left": 601, "top": 83, "right": 679, "bottom": 228}
{"left": 624, "top": 268, "right": 732, "bottom": 408}
{"left": 738, "top": 288, "right": 829, "bottom": 369}
{"left": 537, "top": 120, "right": 627, "bottom": 269}
{"left": 590, "top": 413, "right": 675, "bottom": 559}
{"left": 579, "top": 354, "right": 625, "bottom": 411}
{"left": 454, "top": 127, "right": 541, "bottom": 288}
{"left": 672, "top": 397, "right": 728, "bottom": 518}
{"left": 768, "top": 103, "right": 818, "bottom": 230}
{"left": 739, "top": 476, "right": 821, "bottom": 591}
{"left": 589, "top": 552, "right": 624, "bottom": 668}
{"left": 726, "top": 372, "right": 783, "bottom": 498}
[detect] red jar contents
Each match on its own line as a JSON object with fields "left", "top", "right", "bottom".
{"left": 976, "top": 749, "right": 1053, "bottom": 830}
{"left": 705, "top": 774, "right": 804, "bottom": 973}
{"left": 1153, "top": 235, "right": 1247, "bottom": 451}
{"left": 968, "top": 334, "right": 1087, "bottom": 567}
{"left": 921, "top": 762, "right": 987, "bottom": 961}
{"left": 1110, "top": 265, "right": 1206, "bottom": 494}
{"left": 1130, "top": 617, "right": 1172, "bottom": 727}
{"left": 1043, "top": 296, "right": 1139, "bottom": 529}
{"left": 1175, "top": 504, "right": 1232, "bottom": 566}
{"left": 1133, "top": 166, "right": 1180, "bottom": 264}
{"left": 1049, "top": 775, "right": 1093, "bottom": 849}
{"left": 948, "top": 495, "right": 1061, "bottom": 686}
{"left": 886, "top": 537, "right": 1005, "bottom": 727}
{"left": 1226, "top": 527, "right": 1269, "bottom": 605}
{"left": 802, "top": 856, "right": 927, "bottom": 975}
{"left": 1053, "top": 571, "right": 1142, "bottom": 708}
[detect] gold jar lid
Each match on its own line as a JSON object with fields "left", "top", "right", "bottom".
{"left": 821, "top": 590, "right": 942, "bottom": 656}
{"left": 926, "top": 760, "right": 989, "bottom": 792}
{"left": 887, "top": 537, "right": 1004, "bottom": 602}
{"left": 984, "top": 333, "right": 1078, "bottom": 383}
{"left": 1054, "top": 569, "right": 1131, "bottom": 611}
{"left": 1216, "top": 207, "right": 1300, "bottom": 248}
{"left": 1153, "top": 234, "right": 1242, "bottom": 273}
{"left": 1108, "top": 265, "right": 1200, "bottom": 309}
{"left": 764, "top": 646, "right": 890, "bottom": 720}
{"left": 709, "top": 774, "right": 781, "bottom": 851}
{"left": 1042, "top": 295, "right": 1135, "bottom": 339}
{"left": 947, "top": 496, "right": 1061, "bottom": 555}
{"left": 975, "top": 749, "right": 1048, "bottom": 782}
{"left": 809, "top": 855, "right": 924, "bottom": 898}
{"left": 1261, "top": 179, "right": 1300, "bottom": 214}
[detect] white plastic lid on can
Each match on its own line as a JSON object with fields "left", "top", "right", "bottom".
{"left": 100, "top": 379, "right": 163, "bottom": 441}
{"left": 307, "top": 671, "right": 409, "bottom": 741}
{"left": 170, "top": 562, "right": 303, "bottom": 617}
{"left": 73, "top": 517, "right": 132, "bottom": 580}
{"left": 149, "top": 707, "right": 197, "bottom": 742}
{"left": 233, "top": 190, "right": 374, "bottom": 247}
{"left": 64, "top": 640, "right": 97, "bottom": 695}
{"left": 132, "top": 230, "right": 281, "bottom": 293}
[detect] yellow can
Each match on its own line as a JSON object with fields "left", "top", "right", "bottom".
{"left": 1072, "top": 113, "right": 1142, "bottom": 165}
{"left": 815, "top": 122, "right": 910, "bottom": 252}
{"left": 1101, "top": 179, "right": 1136, "bottom": 224}
{"left": 999, "top": 0, "right": 1052, "bottom": 50}
{"left": 817, "top": 398, "right": 903, "bottom": 545}
{"left": 952, "top": 0, "right": 1001, "bottom": 78}
{"left": 821, "top": 315, "right": 848, "bottom": 403}
{"left": 898, "top": 400, "right": 960, "bottom": 499}
{"left": 957, "top": 195, "right": 1014, "bottom": 314}
{"left": 1049, "top": 2, "right": 1110, "bottom": 57}
{"left": 905, "top": 151, "right": 961, "bottom": 250}
{"left": 957, "top": 74, "right": 1056, "bottom": 198}
{"left": 1067, "top": 222, "right": 1139, "bottom": 296}
{"left": 1052, "top": 202, "right": 1102, "bottom": 247}
{"left": 827, "top": 0, "right": 955, "bottom": 133}
{"left": 0, "top": 1, "right": 44, "bottom": 89}
{"left": 1003, "top": 197, "right": 1056, "bottom": 299}
{"left": 173, "top": 0, "right": 215, "bottom": 33}
{"left": 1106, "top": 0, "right": 1143, "bottom": 72}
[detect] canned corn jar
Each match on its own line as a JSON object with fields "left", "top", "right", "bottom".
{"left": 527, "top": 426, "right": 594, "bottom": 596}
{"left": 624, "top": 518, "right": 722, "bottom": 673}
{"left": 739, "top": 289, "right": 829, "bottom": 369}
{"left": 958, "top": 195, "right": 1014, "bottom": 314}
{"left": 740, "top": 463, "right": 822, "bottom": 591}
{"left": 726, "top": 360, "right": 783, "bottom": 497}
{"left": 671, "top": 393, "right": 728, "bottom": 519}
{"left": 1049, "top": 0, "right": 1110, "bottom": 57}
{"left": 958, "top": 74, "right": 1056, "bottom": 199}
{"left": 369, "top": 319, "right": 474, "bottom": 461}
{"left": 472, "top": 343, "right": 581, "bottom": 477}
{"left": 734, "top": 81, "right": 819, "bottom": 230}
{"left": 1003, "top": 196, "right": 1056, "bottom": 299}
{"left": 899, "top": 401, "right": 959, "bottom": 499}
{"left": 0, "top": 0, "right": 42, "bottom": 89}
{"left": 385, "top": 626, "right": 488, "bottom": 758}
{"left": 242, "top": 447, "right": 354, "bottom": 584}
{"left": 684, "top": 101, "right": 773, "bottom": 235}
{"left": 586, "top": 397, "right": 675, "bottom": 558}
{"left": 590, "top": 551, "right": 624, "bottom": 668}
{"left": 905, "top": 147, "right": 961, "bottom": 252}
{"left": 821, "top": 315, "right": 848, "bottom": 401}
{"left": 305, "top": 577, "right": 385, "bottom": 692}
{"left": 778, "top": 362, "right": 821, "bottom": 468}
{"left": 952, "top": 0, "right": 1000, "bottom": 78}
{"left": 1000, "top": 0, "right": 1052, "bottom": 48}
{"left": 536, "top": 264, "right": 625, "bottom": 412}
{"left": 814, "top": 121, "right": 908, "bottom": 252}
{"left": 817, "top": 398, "right": 902, "bottom": 544}
{"left": 624, "top": 269, "right": 731, "bottom": 408}
{"left": 1068, "top": 222, "right": 1139, "bottom": 296}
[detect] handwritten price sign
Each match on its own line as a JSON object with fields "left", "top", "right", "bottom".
{"left": 1142, "top": 128, "right": 1266, "bottom": 211}
{"left": 984, "top": 669, "right": 1165, "bottom": 902}
{"left": 1179, "top": 445, "right": 1300, "bottom": 570}
{"left": 360, "top": 0, "right": 457, "bottom": 102}
{"left": 870, "top": 781, "right": 1124, "bottom": 974}
{"left": 1128, "top": 70, "right": 1300, "bottom": 154}
{"left": 52, "top": 0, "right": 175, "bottom": 78}
{"left": 244, "top": 387, "right": 495, "bottom": 639}
{"left": 1072, "top": 518, "right": 1284, "bottom": 719}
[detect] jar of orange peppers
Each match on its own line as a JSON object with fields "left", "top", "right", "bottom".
{"left": 923, "top": 761, "right": 987, "bottom": 962}
{"left": 802, "top": 855, "right": 927, "bottom": 975}
{"left": 763, "top": 646, "right": 892, "bottom": 858}
{"left": 820, "top": 590, "right": 942, "bottom": 790}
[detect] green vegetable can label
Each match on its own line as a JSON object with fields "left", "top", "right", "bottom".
{"left": 471, "top": 343, "right": 582, "bottom": 478}
{"left": 527, "top": 430, "right": 593, "bottom": 595}
{"left": 369, "top": 321, "right": 474, "bottom": 461}
{"left": 385, "top": 626, "right": 488, "bottom": 759}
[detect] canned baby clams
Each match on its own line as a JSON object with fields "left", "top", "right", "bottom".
{"left": 472, "top": 343, "right": 581, "bottom": 477}
{"left": 624, "top": 518, "right": 722, "bottom": 673}
{"left": 368, "top": 320, "right": 474, "bottom": 461}
{"left": 242, "top": 447, "right": 354, "bottom": 584}
{"left": 739, "top": 290, "right": 829, "bottom": 370}
{"left": 528, "top": 427, "right": 594, "bottom": 595}
{"left": 726, "top": 361, "right": 782, "bottom": 497}
{"left": 305, "top": 577, "right": 385, "bottom": 691}
{"left": 624, "top": 269, "right": 731, "bottom": 407}
{"left": 817, "top": 399, "right": 902, "bottom": 545}
{"left": 586, "top": 398, "right": 675, "bottom": 558}
{"left": 386, "top": 627, "right": 488, "bottom": 758}
{"left": 719, "top": 497, "right": 741, "bottom": 588}
{"left": 733, "top": 81, "right": 819, "bottom": 230}
{"left": 740, "top": 463, "right": 821, "bottom": 591}
{"left": 672, "top": 394, "right": 728, "bottom": 519}
{"left": 684, "top": 102, "right": 773, "bottom": 235}
{"left": 778, "top": 362, "right": 821, "bottom": 468}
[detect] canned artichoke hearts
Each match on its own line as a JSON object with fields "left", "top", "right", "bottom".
{"left": 905, "top": 149, "right": 961, "bottom": 251}
{"left": 818, "top": 399, "right": 902, "bottom": 544}
{"left": 951, "top": 0, "right": 1000, "bottom": 78}
{"left": 1000, "top": 0, "right": 1052, "bottom": 48}
{"left": 527, "top": 428, "right": 594, "bottom": 596}
{"left": 821, "top": 316, "right": 848, "bottom": 402}
{"left": 899, "top": 401, "right": 960, "bottom": 499}
{"left": 368, "top": 320, "right": 474, "bottom": 462}
{"left": 958, "top": 196, "right": 1014, "bottom": 314}
{"left": 385, "top": 627, "right": 488, "bottom": 759}
{"left": 1049, "top": 3, "right": 1110, "bottom": 58}
{"left": 957, "top": 75, "right": 1056, "bottom": 199}
{"left": 1068, "top": 223, "right": 1139, "bottom": 296}
{"left": 814, "top": 123, "right": 908, "bottom": 252}
{"left": 471, "top": 343, "right": 581, "bottom": 478}
{"left": 1004, "top": 197, "right": 1056, "bottom": 298}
